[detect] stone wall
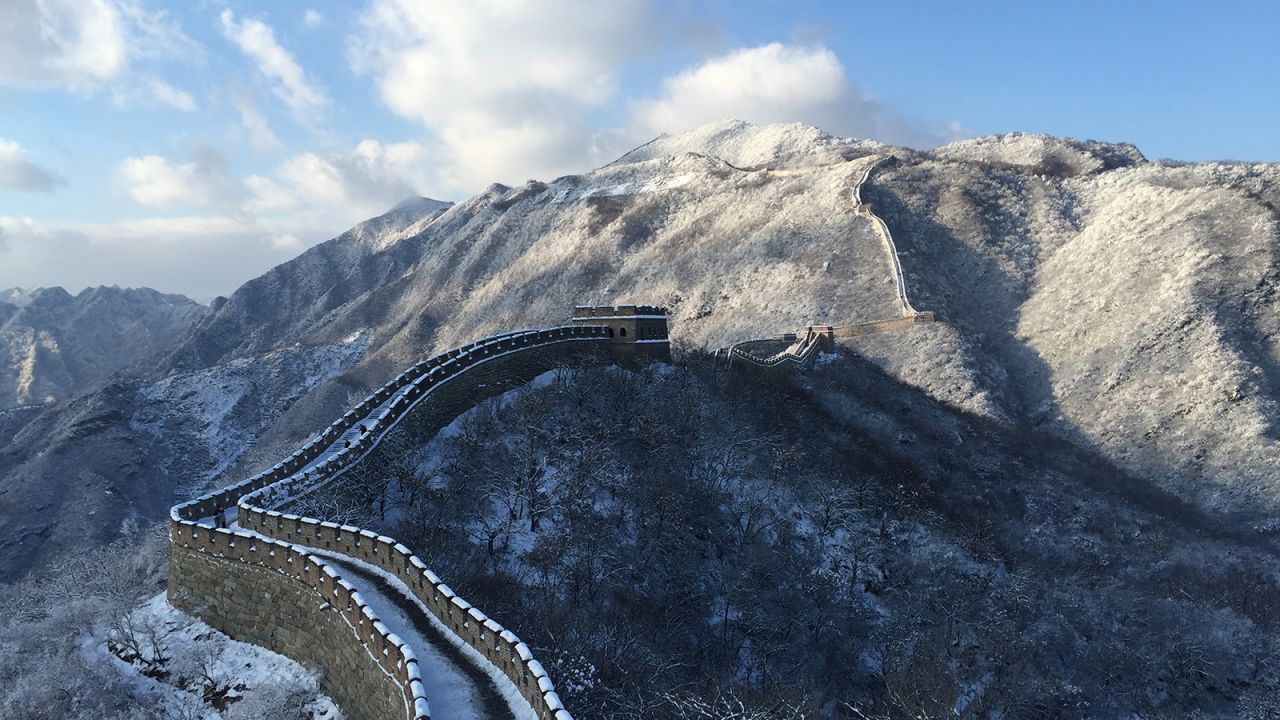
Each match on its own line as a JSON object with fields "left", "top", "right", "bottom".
{"left": 169, "top": 543, "right": 409, "bottom": 720}
{"left": 571, "top": 304, "right": 670, "bottom": 365}
{"left": 830, "top": 313, "right": 935, "bottom": 338}
{"left": 716, "top": 155, "right": 935, "bottom": 373}
{"left": 168, "top": 322, "right": 665, "bottom": 720}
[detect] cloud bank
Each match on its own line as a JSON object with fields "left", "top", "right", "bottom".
{"left": 0, "top": 0, "right": 198, "bottom": 106}
{"left": 349, "top": 2, "right": 941, "bottom": 199}
{"left": 349, "top": 0, "right": 662, "bottom": 193}
{"left": 631, "top": 43, "right": 937, "bottom": 148}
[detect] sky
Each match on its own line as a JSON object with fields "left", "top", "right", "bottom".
{"left": 1, "top": 1, "right": 1277, "bottom": 301}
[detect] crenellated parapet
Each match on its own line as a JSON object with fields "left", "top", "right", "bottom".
{"left": 169, "top": 311, "right": 670, "bottom": 720}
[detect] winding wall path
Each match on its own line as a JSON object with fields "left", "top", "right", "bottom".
{"left": 724, "top": 155, "right": 933, "bottom": 369}
{"left": 169, "top": 325, "right": 634, "bottom": 720}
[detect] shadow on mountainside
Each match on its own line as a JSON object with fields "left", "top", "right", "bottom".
{"left": 813, "top": 347, "right": 1280, "bottom": 557}
{"left": 861, "top": 163, "right": 1065, "bottom": 431}
{"left": 292, "top": 350, "right": 1280, "bottom": 718}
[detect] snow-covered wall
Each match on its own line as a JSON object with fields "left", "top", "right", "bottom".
{"left": 170, "top": 318, "right": 666, "bottom": 720}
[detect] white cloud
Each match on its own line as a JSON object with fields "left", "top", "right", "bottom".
{"left": 272, "top": 139, "right": 433, "bottom": 218}
{"left": 116, "top": 150, "right": 241, "bottom": 208}
{"left": 0, "top": 0, "right": 127, "bottom": 89}
{"left": 347, "top": 4, "right": 943, "bottom": 196}
{"left": 0, "top": 139, "right": 433, "bottom": 295}
{"left": 118, "top": 139, "right": 432, "bottom": 227}
{"left": 630, "top": 42, "right": 936, "bottom": 147}
{"left": 0, "top": 0, "right": 199, "bottom": 91}
{"left": 270, "top": 232, "right": 303, "bottom": 251}
{"left": 232, "top": 94, "right": 281, "bottom": 153}
{"left": 0, "top": 213, "right": 336, "bottom": 300}
{"left": 242, "top": 174, "right": 296, "bottom": 213}
{"left": 633, "top": 44, "right": 845, "bottom": 134}
{"left": 113, "top": 0, "right": 203, "bottom": 63}
{"left": 349, "top": 0, "right": 660, "bottom": 193}
{"left": 220, "top": 10, "right": 327, "bottom": 119}
{"left": 145, "top": 77, "right": 196, "bottom": 111}
{"left": 303, "top": 9, "right": 324, "bottom": 28}
{"left": 118, "top": 156, "right": 202, "bottom": 206}
{"left": 0, "top": 139, "right": 67, "bottom": 193}
{"left": 112, "top": 75, "right": 197, "bottom": 111}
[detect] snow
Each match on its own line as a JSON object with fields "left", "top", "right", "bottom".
{"left": 612, "top": 119, "right": 882, "bottom": 170}
{"left": 325, "top": 558, "right": 497, "bottom": 720}
{"left": 547, "top": 173, "right": 695, "bottom": 203}
{"left": 0, "top": 286, "right": 36, "bottom": 307}
{"left": 98, "top": 594, "right": 342, "bottom": 720}
{"left": 305, "top": 547, "right": 540, "bottom": 720}
{"left": 133, "top": 335, "right": 369, "bottom": 491}
{"left": 935, "top": 132, "right": 1108, "bottom": 175}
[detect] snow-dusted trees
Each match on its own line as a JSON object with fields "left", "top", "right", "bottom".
{"left": 0, "top": 522, "right": 170, "bottom": 719}
{"left": 287, "top": 352, "right": 1280, "bottom": 719}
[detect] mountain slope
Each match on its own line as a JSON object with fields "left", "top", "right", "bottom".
{"left": 172, "top": 122, "right": 1280, "bottom": 520}
{"left": 168, "top": 196, "right": 452, "bottom": 370}
{"left": 859, "top": 139, "right": 1280, "bottom": 514}
{"left": 0, "top": 286, "right": 205, "bottom": 408}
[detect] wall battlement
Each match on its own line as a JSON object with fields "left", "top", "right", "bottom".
{"left": 169, "top": 310, "right": 668, "bottom": 720}
{"left": 572, "top": 304, "right": 667, "bottom": 318}
{"left": 572, "top": 304, "right": 670, "bottom": 364}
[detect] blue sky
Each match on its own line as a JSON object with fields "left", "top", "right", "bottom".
{"left": 1, "top": 1, "right": 1277, "bottom": 299}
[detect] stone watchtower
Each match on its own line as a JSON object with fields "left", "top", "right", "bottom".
{"left": 572, "top": 304, "right": 670, "bottom": 365}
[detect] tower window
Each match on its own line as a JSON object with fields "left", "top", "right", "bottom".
{"left": 620, "top": 327, "right": 627, "bottom": 337}
{"left": 608, "top": 328, "right": 614, "bottom": 338}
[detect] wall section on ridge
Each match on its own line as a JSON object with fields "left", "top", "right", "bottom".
{"left": 167, "top": 321, "right": 663, "bottom": 720}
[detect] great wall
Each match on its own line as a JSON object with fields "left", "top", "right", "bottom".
{"left": 169, "top": 309, "right": 669, "bottom": 720}
{"left": 166, "top": 153, "right": 933, "bottom": 719}
{"left": 721, "top": 155, "right": 935, "bottom": 369}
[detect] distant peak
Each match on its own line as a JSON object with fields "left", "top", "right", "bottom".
{"left": 934, "top": 132, "right": 1146, "bottom": 176}
{"left": 611, "top": 119, "right": 877, "bottom": 171}
{"left": 0, "top": 287, "right": 36, "bottom": 307}
{"left": 343, "top": 196, "right": 455, "bottom": 253}
{"left": 389, "top": 196, "right": 452, "bottom": 214}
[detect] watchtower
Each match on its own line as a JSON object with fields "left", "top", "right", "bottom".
{"left": 572, "top": 304, "right": 670, "bottom": 364}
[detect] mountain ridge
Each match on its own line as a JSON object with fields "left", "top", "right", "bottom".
{"left": 0, "top": 285, "right": 206, "bottom": 409}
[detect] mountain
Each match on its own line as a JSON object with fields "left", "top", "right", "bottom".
{"left": 0, "top": 287, "right": 37, "bottom": 307}
{"left": 2, "top": 120, "right": 1279, "bottom": 583}
{"left": 0, "top": 286, "right": 206, "bottom": 409}
{"left": 854, "top": 133, "right": 1280, "bottom": 517}
{"left": 166, "top": 196, "right": 452, "bottom": 370}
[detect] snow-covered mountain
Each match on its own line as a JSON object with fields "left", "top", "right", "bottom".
{"left": 0, "top": 286, "right": 206, "bottom": 409}
{"left": 0, "top": 287, "right": 37, "bottom": 307}
{"left": 857, "top": 135, "right": 1280, "bottom": 516}
{"left": 3, "top": 120, "right": 1279, "bottom": 582}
